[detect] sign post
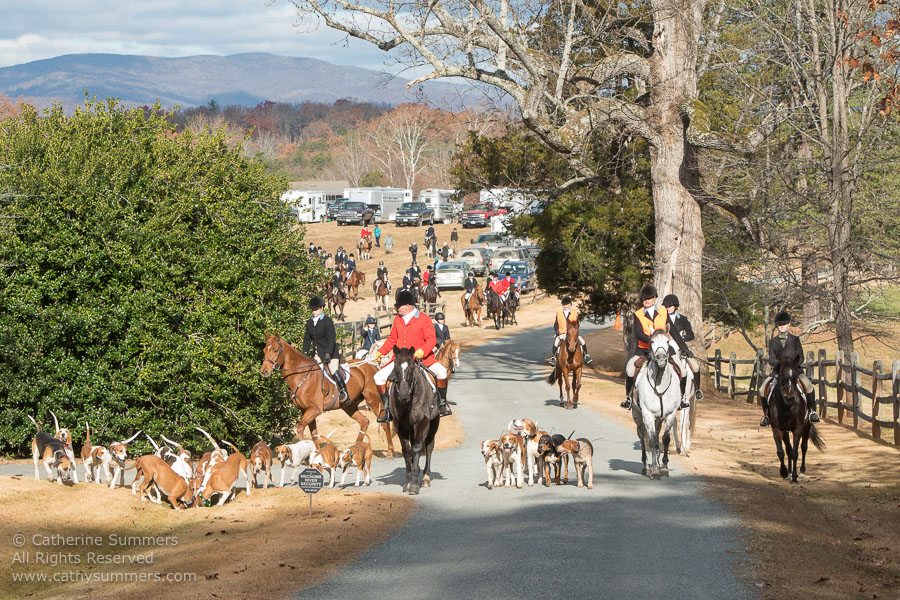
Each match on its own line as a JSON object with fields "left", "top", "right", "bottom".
{"left": 298, "top": 468, "right": 325, "bottom": 517}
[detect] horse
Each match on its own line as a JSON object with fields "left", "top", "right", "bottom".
{"left": 326, "top": 284, "right": 347, "bottom": 320}
{"left": 346, "top": 270, "right": 366, "bottom": 301}
{"left": 505, "top": 291, "right": 519, "bottom": 326}
{"left": 358, "top": 234, "right": 373, "bottom": 261}
{"left": 461, "top": 285, "right": 484, "bottom": 327}
{"left": 435, "top": 340, "right": 461, "bottom": 380}
{"left": 546, "top": 318, "right": 583, "bottom": 409}
{"left": 424, "top": 234, "right": 434, "bottom": 258}
{"left": 484, "top": 288, "right": 504, "bottom": 330}
{"left": 373, "top": 277, "right": 391, "bottom": 311}
{"left": 632, "top": 331, "right": 682, "bottom": 479}
{"left": 260, "top": 333, "right": 394, "bottom": 456}
{"left": 423, "top": 278, "right": 441, "bottom": 304}
{"left": 387, "top": 346, "right": 441, "bottom": 494}
{"left": 766, "top": 354, "right": 826, "bottom": 482}
{"left": 409, "top": 279, "right": 424, "bottom": 303}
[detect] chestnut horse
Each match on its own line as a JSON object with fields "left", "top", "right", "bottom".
{"left": 326, "top": 283, "right": 346, "bottom": 320}
{"left": 373, "top": 277, "right": 391, "bottom": 310}
{"left": 358, "top": 234, "right": 373, "bottom": 261}
{"left": 435, "top": 340, "right": 461, "bottom": 380}
{"left": 546, "top": 319, "right": 583, "bottom": 409}
{"left": 346, "top": 270, "right": 365, "bottom": 301}
{"left": 260, "top": 333, "right": 394, "bottom": 456}
{"left": 461, "top": 285, "right": 484, "bottom": 327}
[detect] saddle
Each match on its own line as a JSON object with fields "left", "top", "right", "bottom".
{"left": 634, "top": 355, "right": 682, "bottom": 378}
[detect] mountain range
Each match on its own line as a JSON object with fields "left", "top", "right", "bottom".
{"left": 0, "top": 53, "right": 471, "bottom": 110}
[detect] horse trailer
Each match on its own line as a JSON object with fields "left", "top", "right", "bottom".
{"left": 344, "top": 187, "right": 411, "bottom": 223}
{"left": 418, "top": 189, "right": 459, "bottom": 224}
{"left": 281, "top": 190, "right": 342, "bottom": 223}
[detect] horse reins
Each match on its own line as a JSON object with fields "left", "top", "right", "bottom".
{"left": 648, "top": 359, "right": 673, "bottom": 416}
{"left": 264, "top": 341, "right": 328, "bottom": 399}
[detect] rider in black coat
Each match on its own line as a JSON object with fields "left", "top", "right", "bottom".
{"left": 302, "top": 296, "right": 348, "bottom": 402}
{"left": 663, "top": 294, "right": 700, "bottom": 408}
{"left": 433, "top": 312, "right": 451, "bottom": 353}
{"left": 759, "top": 310, "right": 819, "bottom": 426}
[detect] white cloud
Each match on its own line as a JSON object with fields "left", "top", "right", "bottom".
{"left": 0, "top": 0, "right": 402, "bottom": 72}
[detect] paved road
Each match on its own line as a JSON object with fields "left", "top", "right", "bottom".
{"left": 300, "top": 323, "right": 753, "bottom": 599}
{"left": 2, "top": 323, "right": 753, "bottom": 599}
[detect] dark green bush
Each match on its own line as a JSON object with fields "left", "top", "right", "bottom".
{"left": 0, "top": 100, "right": 322, "bottom": 455}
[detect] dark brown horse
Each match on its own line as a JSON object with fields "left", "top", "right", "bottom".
{"left": 388, "top": 346, "right": 441, "bottom": 494}
{"left": 423, "top": 278, "right": 440, "bottom": 304}
{"left": 484, "top": 288, "right": 504, "bottom": 330}
{"left": 373, "top": 276, "right": 390, "bottom": 311}
{"left": 505, "top": 291, "right": 519, "bottom": 326}
{"left": 767, "top": 354, "right": 825, "bottom": 482}
{"left": 346, "top": 270, "right": 365, "bottom": 301}
{"left": 260, "top": 333, "right": 394, "bottom": 456}
{"left": 326, "top": 283, "right": 347, "bottom": 320}
{"left": 547, "top": 319, "right": 583, "bottom": 409}
{"left": 461, "top": 285, "right": 484, "bottom": 327}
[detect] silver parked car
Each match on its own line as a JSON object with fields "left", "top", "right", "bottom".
{"left": 434, "top": 261, "right": 469, "bottom": 290}
{"left": 457, "top": 247, "right": 493, "bottom": 276}
{"left": 488, "top": 247, "right": 530, "bottom": 272}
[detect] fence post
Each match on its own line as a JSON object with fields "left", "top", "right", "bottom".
{"left": 818, "top": 349, "right": 827, "bottom": 419}
{"left": 835, "top": 351, "right": 844, "bottom": 424}
{"left": 748, "top": 350, "right": 761, "bottom": 404}
{"left": 806, "top": 350, "right": 816, "bottom": 411}
{"left": 851, "top": 352, "right": 861, "bottom": 430}
{"left": 892, "top": 359, "right": 900, "bottom": 447}
{"left": 872, "top": 360, "right": 883, "bottom": 441}
{"left": 714, "top": 349, "right": 722, "bottom": 393}
{"left": 728, "top": 352, "right": 737, "bottom": 398}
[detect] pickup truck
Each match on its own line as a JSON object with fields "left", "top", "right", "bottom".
{"left": 394, "top": 201, "right": 435, "bottom": 227}
{"left": 326, "top": 199, "right": 347, "bottom": 221}
{"left": 460, "top": 204, "right": 506, "bottom": 228}
{"left": 336, "top": 201, "right": 375, "bottom": 226}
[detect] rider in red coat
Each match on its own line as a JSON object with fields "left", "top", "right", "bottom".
{"left": 373, "top": 289, "right": 451, "bottom": 422}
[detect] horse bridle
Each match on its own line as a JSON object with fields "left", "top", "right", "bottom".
{"left": 264, "top": 340, "right": 325, "bottom": 398}
{"left": 647, "top": 352, "right": 673, "bottom": 416}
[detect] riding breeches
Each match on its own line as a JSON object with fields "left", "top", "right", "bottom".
{"left": 554, "top": 335, "right": 586, "bottom": 349}
{"left": 374, "top": 360, "right": 447, "bottom": 385}
{"left": 761, "top": 373, "right": 814, "bottom": 396}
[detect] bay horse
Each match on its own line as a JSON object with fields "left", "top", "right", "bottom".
{"left": 766, "top": 354, "right": 825, "bottom": 482}
{"left": 388, "top": 346, "right": 441, "bottom": 494}
{"left": 546, "top": 318, "right": 582, "bottom": 409}
{"left": 346, "top": 270, "right": 366, "bottom": 301}
{"left": 260, "top": 333, "right": 394, "bottom": 456}
{"left": 358, "top": 234, "right": 373, "bottom": 261}
{"left": 461, "top": 285, "right": 484, "bottom": 327}
{"left": 485, "top": 288, "right": 504, "bottom": 330}
{"left": 327, "top": 284, "right": 347, "bottom": 320}
{"left": 409, "top": 279, "right": 424, "bottom": 303}
{"left": 435, "top": 340, "right": 461, "bottom": 380}
{"left": 505, "top": 291, "right": 519, "bottom": 326}
{"left": 423, "top": 278, "right": 440, "bottom": 304}
{"left": 373, "top": 277, "right": 391, "bottom": 311}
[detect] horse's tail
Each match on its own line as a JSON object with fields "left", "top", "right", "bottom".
{"left": 689, "top": 396, "right": 697, "bottom": 433}
{"left": 808, "top": 424, "right": 826, "bottom": 452}
{"left": 547, "top": 368, "right": 558, "bottom": 385}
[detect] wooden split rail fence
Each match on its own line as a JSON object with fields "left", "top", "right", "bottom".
{"left": 707, "top": 348, "right": 900, "bottom": 446}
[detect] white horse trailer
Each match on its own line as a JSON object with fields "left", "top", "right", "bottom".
{"left": 281, "top": 190, "right": 335, "bottom": 223}
{"left": 345, "top": 187, "right": 410, "bottom": 223}
{"left": 418, "top": 189, "right": 459, "bottom": 224}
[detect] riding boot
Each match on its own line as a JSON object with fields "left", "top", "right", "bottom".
{"left": 437, "top": 381, "right": 452, "bottom": 416}
{"left": 621, "top": 376, "right": 634, "bottom": 409}
{"left": 678, "top": 377, "right": 690, "bottom": 410}
{"left": 581, "top": 343, "right": 593, "bottom": 365}
{"left": 335, "top": 370, "right": 350, "bottom": 404}
{"left": 806, "top": 391, "right": 820, "bottom": 423}
{"left": 549, "top": 343, "right": 558, "bottom": 367}
{"left": 376, "top": 385, "right": 392, "bottom": 423}
{"left": 759, "top": 395, "right": 770, "bottom": 427}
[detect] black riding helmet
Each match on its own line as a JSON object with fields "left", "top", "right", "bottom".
{"left": 467, "top": 271, "right": 475, "bottom": 277}
{"left": 365, "top": 316, "right": 376, "bottom": 325}
{"left": 662, "top": 294, "right": 679, "bottom": 308}
{"left": 774, "top": 310, "right": 792, "bottom": 326}
{"left": 308, "top": 296, "right": 325, "bottom": 310}
{"left": 395, "top": 288, "right": 417, "bottom": 308}
{"left": 435, "top": 312, "right": 445, "bottom": 320}
{"left": 561, "top": 296, "right": 572, "bottom": 305}
{"left": 639, "top": 284, "right": 658, "bottom": 301}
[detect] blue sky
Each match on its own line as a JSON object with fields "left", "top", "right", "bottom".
{"left": 0, "top": 0, "right": 394, "bottom": 71}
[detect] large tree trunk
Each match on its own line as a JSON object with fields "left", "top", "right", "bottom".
{"left": 649, "top": 0, "right": 706, "bottom": 353}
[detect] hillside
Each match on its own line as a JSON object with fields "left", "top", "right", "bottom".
{"left": 0, "top": 52, "right": 469, "bottom": 110}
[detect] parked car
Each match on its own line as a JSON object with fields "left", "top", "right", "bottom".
{"left": 519, "top": 245, "right": 541, "bottom": 261}
{"left": 336, "top": 201, "right": 375, "bottom": 226}
{"left": 460, "top": 203, "right": 505, "bottom": 228}
{"left": 326, "top": 198, "right": 347, "bottom": 220}
{"left": 469, "top": 232, "right": 507, "bottom": 250}
{"left": 457, "top": 246, "right": 493, "bottom": 276}
{"left": 395, "top": 201, "right": 435, "bottom": 226}
{"left": 434, "top": 261, "right": 469, "bottom": 290}
{"left": 489, "top": 246, "right": 531, "bottom": 272}
{"left": 499, "top": 260, "right": 537, "bottom": 293}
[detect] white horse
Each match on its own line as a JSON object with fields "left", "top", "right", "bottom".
{"left": 632, "top": 331, "right": 683, "bottom": 479}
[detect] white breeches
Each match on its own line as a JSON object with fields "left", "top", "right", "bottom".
{"left": 626, "top": 355, "right": 640, "bottom": 377}
{"left": 355, "top": 348, "right": 370, "bottom": 359}
{"left": 554, "top": 335, "right": 585, "bottom": 347}
{"left": 374, "top": 360, "right": 447, "bottom": 385}
{"left": 464, "top": 291, "right": 473, "bottom": 302}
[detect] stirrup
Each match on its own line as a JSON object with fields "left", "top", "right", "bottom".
{"left": 584, "top": 353, "right": 593, "bottom": 364}
{"left": 679, "top": 399, "right": 691, "bottom": 409}
{"left": 808, "top": 411, "right": 820, "bottom": 423}
{"left": 621, "top": 395, "right": 633, "bottom": 410}
{"left": 438, "top": 401, "right": 452, "bottom": 417}
{"left": 377, "top": 406, "right": 392, "bottom": 423}
{"left": 695, "top": 389, "right": 704, "bottom": 400}
{"left": 759, "top": 415, "right": 769, "bottom": 427}
{"left": 548, "top": 356, "right": 557, "bottom": 367}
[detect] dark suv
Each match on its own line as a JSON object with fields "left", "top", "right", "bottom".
{"left": 395, "top": 202, "right": 435, "bottom": 227}
{"left": 336, "top": 201, "right": 375, "bottom": 226}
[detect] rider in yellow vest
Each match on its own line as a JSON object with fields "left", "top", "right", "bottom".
{"left": 548, "top": 296, "right": 592, "bottom": 367}
{"left": 621, "top": 284, "right": 676, "bottom": 410}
